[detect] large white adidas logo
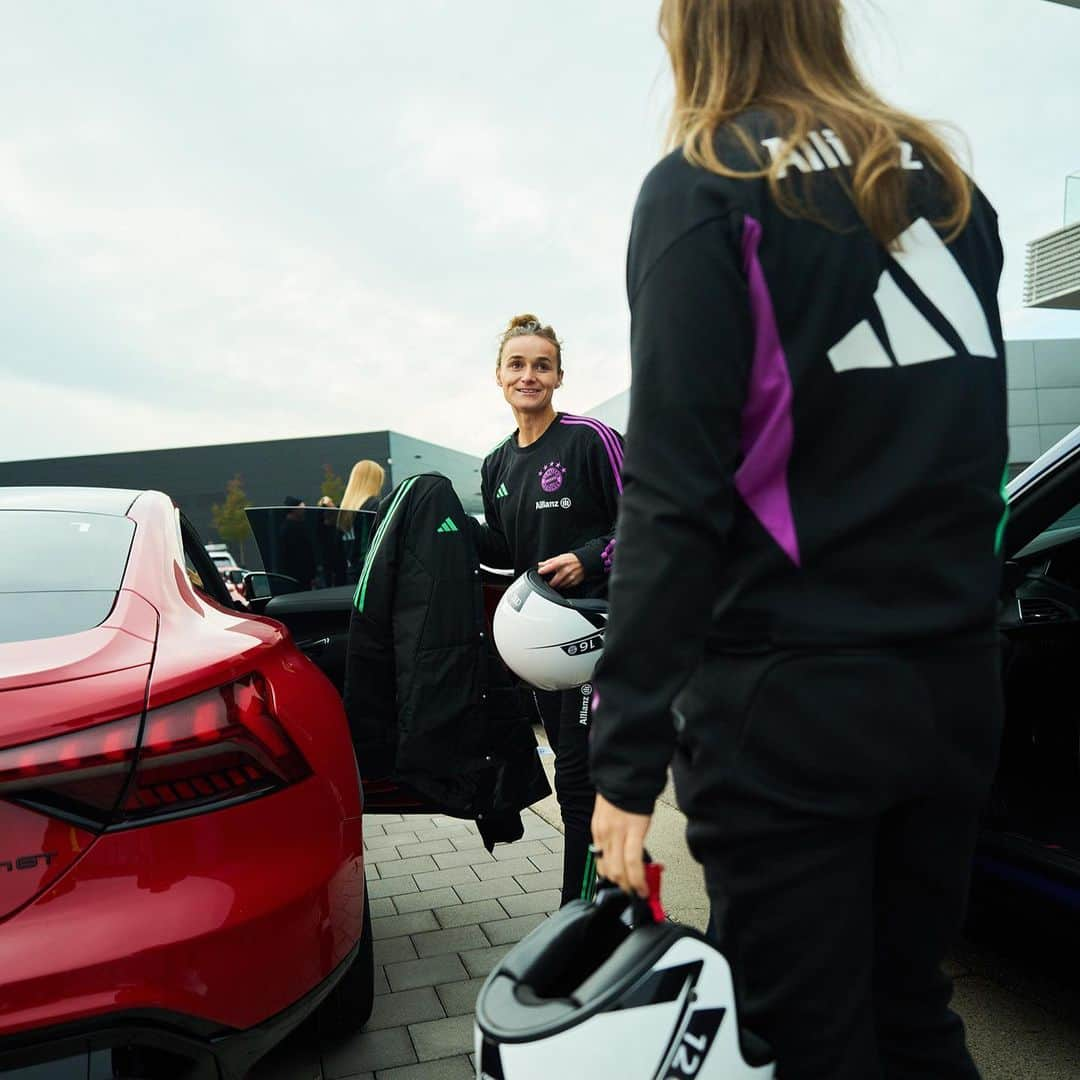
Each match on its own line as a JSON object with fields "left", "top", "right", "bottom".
{"left": 827, "top": 217, "right": 996, "bottom": 373}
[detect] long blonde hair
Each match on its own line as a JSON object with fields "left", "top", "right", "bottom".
{"left": 338, "top": 459, "right": 385, "bottom": 532}
{"left": 659, "top": 0, "right": 972, "bottom": 248}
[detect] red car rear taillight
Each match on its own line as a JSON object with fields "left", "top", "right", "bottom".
{"left": 0, "top": 674, "right": 310, "bottom": 828}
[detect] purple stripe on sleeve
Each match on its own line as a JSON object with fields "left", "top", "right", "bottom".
{"left": 559, "top": 415, "right": 624, "bottom": 493}
{"left": 560, "top": 414, "right": 624, "bottom": 469}
{"left": 601, "top": 537, "right": 616, "bottom": 572}
{"left": 735, "top": 216, "right": 800, "bottom": 566}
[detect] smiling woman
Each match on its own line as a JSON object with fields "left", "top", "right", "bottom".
{"left": 470, "top": 312, "right": 624, "bottom": 908}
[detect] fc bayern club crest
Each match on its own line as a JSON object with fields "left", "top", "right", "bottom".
{"left": 539, "top": 461, "right": 567, "bottom": 494}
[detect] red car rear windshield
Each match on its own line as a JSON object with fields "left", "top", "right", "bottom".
{"left": 0, "top": 511, "right": 136, "bottom": 644}
{"left": 0, "top": 510, "right": 135, "bottom": 593}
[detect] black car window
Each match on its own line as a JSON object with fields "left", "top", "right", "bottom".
{"left": 245, "top": 507, "right": 377, "bottom": 597}
{"left": 0, "top": 510, "right": 135, "bottom": 592}
{"left": 179, "top": 515, "right": 232, "bottom": 607}
{"left": 1042, "top": 502, "right": 1080, "bottom": 535}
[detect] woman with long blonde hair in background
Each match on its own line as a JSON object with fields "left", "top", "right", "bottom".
{"left": 339, "top": 460, "right": 385, "bottom": 583}
{"left": 589, "top": 1, "right": 1006, "bottom": 1076}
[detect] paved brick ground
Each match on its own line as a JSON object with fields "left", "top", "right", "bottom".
{"left": 251, "top": 809, "right": 562, "bottom": 1080}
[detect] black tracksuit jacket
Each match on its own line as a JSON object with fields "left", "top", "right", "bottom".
{"left": 591, "top": 112, "right": 1009, "bottom": 815}
{"left": 343, "top": 473, "right": 549, "bottom": 839}
{"left": 474, "top": 413, "right": 624, "bottom": 599}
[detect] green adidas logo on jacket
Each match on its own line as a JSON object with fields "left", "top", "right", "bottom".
{"left": 495, "top": 483, "right": 509, "bottom": 499}
{"left": 436, "top": 517, "right": 459, "bottom": 534}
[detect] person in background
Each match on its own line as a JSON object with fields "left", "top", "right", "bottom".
{"left": 473, "top": 313, "right": 622, "bottom": 906}
{"left": 277, "top": 495, "right": 317, "bottom": 591}
{"left": 339, "top": 460, "right": 386, "bottom": 582}
{"left": 589, "top": 2, "right": 1007, "bottom": 1077}
{"left": 316, "top": 495, "right": 347, "bottom": 587}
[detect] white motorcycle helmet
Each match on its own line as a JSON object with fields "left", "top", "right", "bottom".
{"left": 493, "top": 570, "right": 607, "bottom": 691}
{"left": 474, "top": 888, "right": 776, "bottom": 1079}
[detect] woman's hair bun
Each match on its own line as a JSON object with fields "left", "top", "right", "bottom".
{"left": 508, "top": 313, "right": 542, "bottom": 331}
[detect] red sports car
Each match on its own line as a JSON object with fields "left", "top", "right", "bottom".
{"left": 0, "top": 487, "right": 380, "bottom": 1079}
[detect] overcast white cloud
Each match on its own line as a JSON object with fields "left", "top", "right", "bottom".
{"left": 1, "top": 0, "right": 1078, "bottom": 464}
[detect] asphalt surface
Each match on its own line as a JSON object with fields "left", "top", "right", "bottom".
{"left": 253, "top": 739, "right": 1080, "bottom": 1078}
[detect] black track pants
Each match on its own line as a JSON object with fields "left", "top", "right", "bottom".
{"left": 535, "top": 685, "right": 596, "bottom": 906}
{"left": 672, "top": 643, "right": 1002, "bottom": 1080}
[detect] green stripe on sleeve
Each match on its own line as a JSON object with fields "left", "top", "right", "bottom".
{"left": 353, "top": 476, "right": 419, "bottom": 612}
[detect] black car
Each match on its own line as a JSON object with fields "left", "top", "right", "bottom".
{"left": 983, "top": 428, "right": 1080, "bottom": 910}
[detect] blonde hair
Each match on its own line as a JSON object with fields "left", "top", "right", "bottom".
{"left": 338, "top": 459, "right": 385, "bottom": 532}
{"left": 496, "top": 313, "right": 563, "bottom": 373}
{"left": 658, "top": 0, "right": 972, "bottom": 248}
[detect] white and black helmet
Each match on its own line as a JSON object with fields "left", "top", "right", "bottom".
{"left": 474, "top": 888, "right": 775, "bottom": 1079}
{"left": 493, "top": 570, "right": 607, "bottom": 692}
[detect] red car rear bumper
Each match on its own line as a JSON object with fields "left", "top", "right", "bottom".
{"left": 0, "top": 776, "right": 364, "bottom": 1041}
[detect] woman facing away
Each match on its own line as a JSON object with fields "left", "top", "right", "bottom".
{"left": 473, "top": 314, "right": 623, "bottom": 906}
{"left": 339, "top": 460, "right": 386, "bottom": 583}
{"left": 589, "top": 2, "right": 1007, "bottom": 1077}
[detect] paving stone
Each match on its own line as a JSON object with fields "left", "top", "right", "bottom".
{"left": 434, "top": 899, "right": 508, "bottom": 929}
{"left": 394, "top": 838, "right": 456, "bottom": 859}
{"left": 374, "top": 855, "right": 439, "bottom": 879}
{"left": 362, "top": 986, "right": 445, "bottom": 1032}
{"left": 411, "top": 924, "right": 490, "bottom": 958}
{"left": 432, "top": 848, "right": 494, "bottom": 871}
{"left": 500, "top": 889, "right": 561, "bottom": 917}
{"left": 454, "top": 878, "right": 524, "bottom": 904}
{"left": 521, "top": 819, "right": 561, "bottom": 840}
{"left": 474, "top": 857, "right": 538, "bottom": 881}
{"left": 482, "top": 913, "right": 548, "bottom": 946}
{"left": 385, "top": 953, "right": 469, "bottom": 992}
{"left": 363, "top": 822, "right": 386, "bottom": 837}
{"left": 374, "top": 966, "right": 389, "bottom": 995}
{"left": 450, "top": 832, "right": 488, "bottom": 851}
{"left": 365, "top": 864, "right": 380, "bottom": 880}
{"left": 375, "top": 1055, "right": 473, "bottom": 1080}
{"left": 366, "top": 813, "right": 404, "bottom": 825}
{"left": 430, "top": 815, "right": 470, "bottom": 829}
{"left": 368, "top": 876, "right": 420, "bottom": 900}
{"left": 370, "top": 898, "right": 397, "bottom": 918}
{"left": 516, "top": 869, "right": 563, "bottom": 893}
{"left": 372, "top": 910, "right": 440, "bottom": 940}
{"left": 436, "top": 976, "right": 487, "bottom": 1017}
{"left": 542, "top": 837, "right": 565, "bottom": 854}
{"left": 323, "top": 1025, "right": 415, "bottom": 1078}
{"left": 461, "top": 944, "right": 514, "bottom": 978}
{"left": 364, "top": 846, "right": 415, "bottom": 866}
{"left": 409, "top": 1014, "right": 477, "bottom": 1062}
{"left": 393, "top": 887, "right": 460, "bottom": 914}
{"left": 373, "top": 935, "right": 418, "bottom": 966}
{"left": 414, "top": 825, "right": 477, "bottom": 844}
{"left": 365, "top": 831, "right": 409, "bottom": 851}
{"left": 528, "top": 850, "right": 563, "bottom": 872}
{"left": 365, "top": 833, "right": 410, "bottom": 851}
{"left": 491, "top": 841, "right": 550, "bottom": 861}
{"left": 413, "top": 866, "right": 481, "bottom": 891}
{"left": 383, "top": 819, "right": 425, "bottom": 835}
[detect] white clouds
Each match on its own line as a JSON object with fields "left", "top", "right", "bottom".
{"left": 1, "top": 0, "right": 1079, "bottom": 471}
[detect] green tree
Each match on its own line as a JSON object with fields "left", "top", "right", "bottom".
{"left": 321, "top": 463, "right": 346, "bottom": 506}
{"left": 211, "top": 473, "right": 252, "bottom": 564}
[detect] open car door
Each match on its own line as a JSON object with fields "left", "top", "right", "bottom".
{"left": 984, "top": 429, "right": 1080, "bottom": 905}
{"left": 242, "top": 505, "right": 515, "bottom": 814}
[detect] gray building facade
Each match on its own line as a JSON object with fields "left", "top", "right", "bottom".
{"left": 0, "top": 430, "right": 483, "bottom": 546}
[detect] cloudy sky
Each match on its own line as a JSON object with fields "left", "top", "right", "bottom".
{"left": 2, "top": 0, "right": 1078, "bottom": 464}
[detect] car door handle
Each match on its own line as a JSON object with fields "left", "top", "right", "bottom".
{"left": 297, "top": 636, "right": 332, "bottom": 655}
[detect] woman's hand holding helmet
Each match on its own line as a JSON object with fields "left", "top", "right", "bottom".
{"left": 537, "top": 552, "right": 584, "bottom": 590}
{"left": 590, "top": 793, "right": 652, "bottom": 899}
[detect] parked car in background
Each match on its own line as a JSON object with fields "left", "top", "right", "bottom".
{"left": 0, "top": 488, "right": 372, "bottom": 1079}
{"left": 204, "top": 542, "right": 240, "bottom": 573}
